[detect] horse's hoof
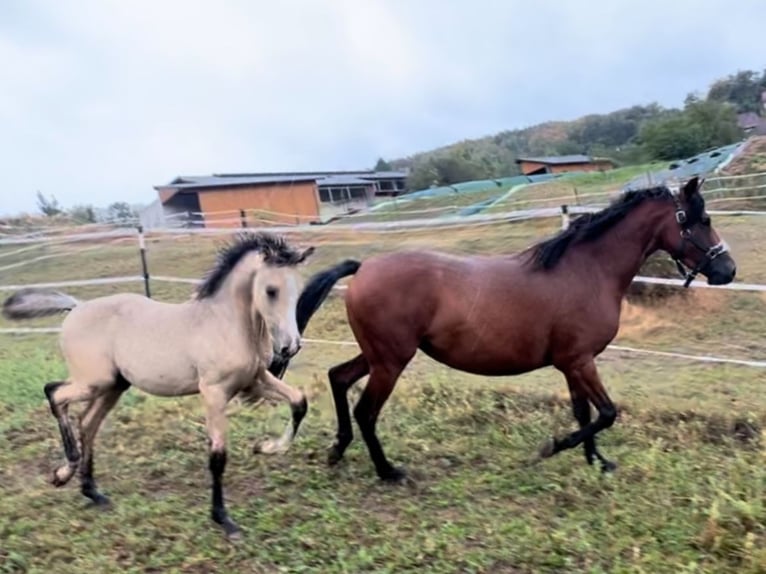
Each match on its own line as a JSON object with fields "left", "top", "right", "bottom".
{"left": 600, "top": 460, "right": 618, "bottom": 474}
{"left": 223, "top": 522, "right": 242, "bottom": 542}
{"left": 255, "top": 439, "right": 288, "bottom": 455}
{"left": 51, "top": 466, "right": 74, "bottom": 487}
{"left": 538, "top": 438, "right": 557, "bottom": 459}
{"left": 86, "top": 493, "right": 112, "bottom": 508}
{"left": 327, "top": 445, "right": 345, "bottom": 466}
{"left": 379, "top": 466, "right": 409, "bottom": 485}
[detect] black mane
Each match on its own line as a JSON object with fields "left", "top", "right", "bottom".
{"left": 529, "top": 186, "right": 675, "bottom": 270}
{"left": 196, "top": 232, "right": 305, "bottom": 299}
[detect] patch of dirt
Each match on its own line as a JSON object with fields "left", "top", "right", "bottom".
{"left": 722, "top": 136, "right": 766, "bottom": 175}
{"left": 617, "top": 301, "right": 673, "bottom": 339}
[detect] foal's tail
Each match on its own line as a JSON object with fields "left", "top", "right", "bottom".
{"left": 268, "top": 259, "right": 361, "bottom": 378}
{"left": 1, "top": 288, "right": 79, "bottom": 320}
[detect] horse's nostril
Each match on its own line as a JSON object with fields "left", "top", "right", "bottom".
{"left": 280, "top": 346, "right": 290, "bottom": 356}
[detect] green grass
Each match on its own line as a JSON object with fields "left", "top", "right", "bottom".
{"left": 1, "top": 211, "right": 765, "bottom": 572}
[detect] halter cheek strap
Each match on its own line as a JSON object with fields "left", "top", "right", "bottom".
{"left": 671, "top": 200, "right": 728, "bottom": 288}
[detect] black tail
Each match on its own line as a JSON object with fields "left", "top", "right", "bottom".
{"left": 268, "top": 259, "right": 361, "bottom": 378}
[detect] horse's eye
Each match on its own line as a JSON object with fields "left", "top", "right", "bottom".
{"left": 266, "top": 286, "right": 279, "bottom": 300}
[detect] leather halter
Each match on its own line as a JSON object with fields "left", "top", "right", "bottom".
{"left": 670, "top": 195, "right": 727, "bottom": 288}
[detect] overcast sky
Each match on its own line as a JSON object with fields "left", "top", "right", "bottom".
{"left": 2, "top": 0, "right": 765, "bottom": 215}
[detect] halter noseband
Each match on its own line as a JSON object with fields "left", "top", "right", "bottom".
{"left": 670, "top": 195, "right": 727, "bottom": 288}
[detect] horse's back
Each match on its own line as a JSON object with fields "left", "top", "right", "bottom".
{"left": 60, "top": 294, "right": 196, "bottom": 387}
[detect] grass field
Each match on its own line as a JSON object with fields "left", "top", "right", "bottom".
{"left": 1, "top": 213, "right": 765, "bottom": 573}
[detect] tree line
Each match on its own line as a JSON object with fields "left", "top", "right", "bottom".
{"left": 380, "top": 69, "right": 766, "bottom": 190}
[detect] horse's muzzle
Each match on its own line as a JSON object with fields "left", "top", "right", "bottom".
{"left": 278, "top": 340, "right": 302, "bottom": 360}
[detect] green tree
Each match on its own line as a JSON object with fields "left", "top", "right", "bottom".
{"left": 639, "top": 98, "right": 742, "bottom": 161}
{"left": 374, "top": 157, "right": 392, "bottom": 171}
{"left": 69, "top": 204, "right": 96, "bottom": 223}
{"left": 36, "top": 191, "right": 62, "bottom": 217}
{"left": 107, "top": 202, "right": 136, "bottom": 225}
{"left": 707, "top": 70, "right": 764, "bottom": 113}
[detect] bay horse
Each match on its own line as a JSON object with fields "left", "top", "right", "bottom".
{"left": 290, "top": 177, "right": 736, "bottom": 482}
{"left": 2, "top": 232, "right": 314, "bottom": 539}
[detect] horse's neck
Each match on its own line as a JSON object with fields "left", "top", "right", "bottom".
{"left": 578, "top": 203, "right": 664, "bottom": 294}
{"left": 205, "top": 265, "right": 258, "bottom": 335}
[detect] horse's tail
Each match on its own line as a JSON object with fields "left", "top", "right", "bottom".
{"left": 1, "top": 288, "right": 79, "bottom": 320}
{"left": 268, "top": 259, "right": 361, "bottom": 378}
{"left": 296, "top": 259, "right": 361, "bottom": 332}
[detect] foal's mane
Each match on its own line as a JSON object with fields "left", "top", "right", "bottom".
{"left": 196, "top": 232, "right": 305, "bottom": 299}
{"left": 529, "top": 186, "right": 673, "bottom": 270}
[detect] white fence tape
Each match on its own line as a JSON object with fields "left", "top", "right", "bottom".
{"left": 1, "top": 273, "right": 765, "bottom": 294}
{"left": 2, "top": 329, "right": 760, "bottom": 368}
{"left": 2, "top": 205, "right": 766, "bottom": 246}
{"left": 0, "top": 276, "right": 145, "bottom": 291}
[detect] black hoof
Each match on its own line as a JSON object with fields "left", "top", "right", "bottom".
{"left": 85, "top": 492, "right": 112, "bottom": 508}
{"left": 600, "top": 460, "right": 618, "bottom": 474}
{"left": 327, "top": 444, "right": 346, "bottom": 466}
{"left": 378, "top": 466, "right": 408, "bottom": 485}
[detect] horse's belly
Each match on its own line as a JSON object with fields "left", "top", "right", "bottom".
{"left": 120, "top": 360, "right": 199, "bottom": 396}
{"left": 420, "top": 334, "right": 548, "bottom": 377}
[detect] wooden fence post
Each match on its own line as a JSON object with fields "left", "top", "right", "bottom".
{"left": 136, "top": 225, "right": 151, "bottom": 298}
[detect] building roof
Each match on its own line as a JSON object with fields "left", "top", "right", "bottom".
{"left": 317, "top": 175, "right": 375, "bottom": 187}
{"left": 155, "top": 174, "right": 318, "bottom": 193}
{"left": 514, "top": 154, "right": 595, "bottom": 165}
{"left": 738, "top": 112, "right": 762, "bottom": 130}
{"left": 155, "top": 169, "right": 407, "bottom": 193}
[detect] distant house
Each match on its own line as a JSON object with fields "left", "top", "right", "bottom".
{"left": 515, "top": 154, "right": 615, "bottom": 176}
{"left": 151, "top": 169, "right": 408, "bottom": 228}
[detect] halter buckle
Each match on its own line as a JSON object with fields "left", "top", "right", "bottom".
{"left": 675, "top": 210, "right": 687, "bottom": 225}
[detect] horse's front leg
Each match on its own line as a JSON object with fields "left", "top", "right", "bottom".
{"left": 539, "top": 357, "right": 618, "bottom": 472}
{"left": 199, "top": 383, "right": 240, "bottom": 540}
{"left": 252, "top": 369, "right": 308, "bottom": 455}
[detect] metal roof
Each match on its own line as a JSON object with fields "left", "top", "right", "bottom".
{"left": 515, "top": 154, "right": 594, "bottom": 165}
{"left": 317, "top": 175, "right": 375, "bottom": 187}
{"left": 156, "top": 174, "right": 318, "bottom": 193}
{"left": 156, "top": 170, "right": 407, "bottom": 192}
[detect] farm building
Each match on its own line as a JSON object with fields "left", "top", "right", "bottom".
{"left": 150, "top": 169, "right": 408, "bottom": 228}
{"left": 515, "top": 154, "right": 615, "bottom": 176}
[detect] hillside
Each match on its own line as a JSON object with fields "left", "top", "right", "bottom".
{"left": 389, "top": 69, "right": 766, "bottom": 191}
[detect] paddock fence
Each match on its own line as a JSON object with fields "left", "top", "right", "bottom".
{"left": 1, "top": 174, "right": 765, "bottom": 369}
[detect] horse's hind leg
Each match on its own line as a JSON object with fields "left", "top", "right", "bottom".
{"left": 44, "top": 381, "right": 106, "bottom": 487}
{"left": 326, "top": 354, "right": 369, "bottom": 466}
{"left": 566, "top": 377, "right": 616, "bottom": 472}
{"left": 78, "top": 376, "right": 131, "bottom": 506}
{"left": 252, "top": 370, "right": 308, "bottom": 455}
{"left": 541, "top": 358, "right": 617, "bottom": 471}
{"left": 353, "top": 361, "right": 409, "bottom": 483}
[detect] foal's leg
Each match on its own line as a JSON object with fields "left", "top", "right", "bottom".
{"left": 200, "top": 384, "right": 240, "bottom": 539}
{"left": 566, "top": 376, "right": 616, "bottom": 472}
{"left": 44, "top": 381, "right": 106, "bottom": 487}
{"left": 326, "top": 354, "right": 369, "bottom": 466}
{"left": 539, "top": 358, "right": 617, "bottom": 469}
{"left": 252, "top": 370, "right": 308, "bottom": 455}
{"left": 78, "top": 378, "right": 130, "bottom": 505}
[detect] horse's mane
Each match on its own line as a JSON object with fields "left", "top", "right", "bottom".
{"left": 529, "top": 186, "right": 674, "bottom": 270}
{"left": 196, "top": 232, "right": 305, "bottom": 299}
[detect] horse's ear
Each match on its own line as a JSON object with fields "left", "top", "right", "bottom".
{"left": 682, "top": 176, "right": 701, "bottom": 199}
{"left": 298, "top": 246, "right": 315, "bottom": 263}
